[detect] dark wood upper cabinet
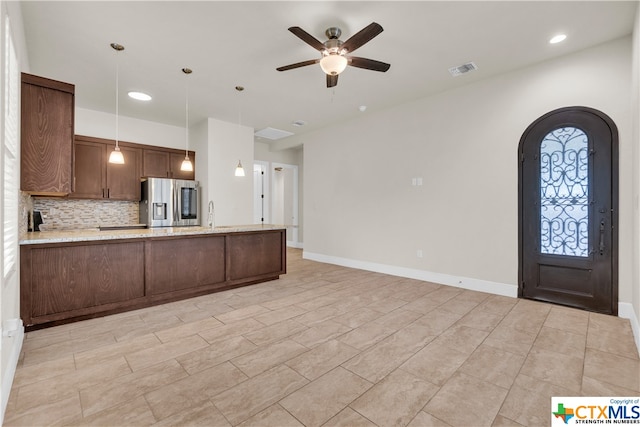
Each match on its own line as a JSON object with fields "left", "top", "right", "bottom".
{"left": 72, "top": 135, "right": 141, "bottom": 201}
{"left": 21, "top": 73, "right": 74, "bottom": 195}
{"left": 143, "top": 148, "right": 195, "bottom": 180}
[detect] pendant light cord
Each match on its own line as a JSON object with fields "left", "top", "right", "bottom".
{"left": 185, "top": 76, "right": 189, "bottom": 157}
{"left": 115, "top": 56, "right": 119, "bottom": 149}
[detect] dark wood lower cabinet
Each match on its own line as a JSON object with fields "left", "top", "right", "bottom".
{"left": 20, "top": 230, "right": 286, "bottom": 329}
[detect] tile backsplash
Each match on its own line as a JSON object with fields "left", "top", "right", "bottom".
{"left": 21, "top": 193, "right": 139, "bottom": 232}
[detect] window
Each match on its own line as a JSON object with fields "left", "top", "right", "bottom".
{"left": 3, "top": 14, "right": 19, "bottom": 281}
{"left": 539, "top": 127, "right": 589, "bottom": 257}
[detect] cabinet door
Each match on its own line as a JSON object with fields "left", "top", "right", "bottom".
{"left": 72, "top": 139, "right": 106, "bottom": 199}
{"left": 228, "top": 231, "right": 285, "bottom": 280}
{"left": 107, "top": 144, "right": 141, "bottom": 200}
{"left": 21, "top": 75, "right": 74, "bottom": 195}
{"left": 143, "top": 149, "right": 170, "bottom": 178}
{"left": 27, "top": 242, "right": 145, "bottom": 318}
{"left": 146, "top": 235, "right": 226, "bottom": 295}
{"left": 170, "top": 151, "right": 195, "bottom": 180}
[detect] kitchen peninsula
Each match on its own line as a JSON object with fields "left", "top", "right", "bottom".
{"left": 19, "top": 225, "right": 286, "bottom": 330}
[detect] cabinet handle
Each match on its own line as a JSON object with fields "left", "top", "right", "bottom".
{"left": 107, "top": 188, "right": 110, "bottom": 198}
{"left": 102, "top": 188, "right": 105, "bottom": 198}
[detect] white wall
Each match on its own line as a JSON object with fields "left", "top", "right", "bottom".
{"left": 207, "top": 118, "right": 254, "bottom": 226}
{"left": 631, "top": 6, "right": 640, "bottom": 348}
{"left": 75, "top": 107, "right": 184, "bottom": 149}
{"left": 299, "top": 37, "right": 632, "bottom": 303}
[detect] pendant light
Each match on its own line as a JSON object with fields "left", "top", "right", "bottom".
{"left": 108, "top": 43, "right": 125, "bottom": 164}
{"left": 180, "top": 68, "right": 193, "bottom": 172}
{"left": 234, "top": 85, "right": 245, "bottom": 177}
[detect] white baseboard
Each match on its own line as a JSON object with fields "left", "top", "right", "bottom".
{"left": 618, "top": 302, "right": 640, "bottom": 357}
{"left": 287, "top": 241, "right": 303, "bottom": 249}
{"left": 1, "top": 320, "right": 24, "bottom": 425}
{"left": 303, "top": 251, "right": 518, "bottom": 298}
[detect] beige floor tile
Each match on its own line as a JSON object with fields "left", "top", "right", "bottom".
{"left": 439, "top": 298, "right": 481, "bottom": 316}
{"left": 14, "top": 356, "right": 131, "bottom": 412}
{"left": 492, "top": 414, "right": 525, "bottom": 426}
{"left": 584, "top": 348, "right": 640, "bottom": 391}
{"left": 153, "top": 316, "right": 223, "bottom": 343}
{"left": 3, "top": 394, "right": 82, "bottom": 427}
{"left": 455, "top": 308, "right": 504, "bottom": 332}
{"left": 144, "top": 361, "right": 247, "bottom": 420}
{"left": 371, "top": 308, "right": 423, "bottom": 330}
{"left": 293, "top": 305, "right": 347, "bottom": 327}
{"left": 582, "top": 375, "right": 640, "bottom": 396}
{"left": 69, "top": 395, "right": 156, "bottom": 426}
{"left": 254, "top": 305, "right": 309, "bottom": 326}
{"left": 214, "top": 304, "right": 273, "bottom": 323}
{"left": 483, "top": 324, "right": 537, "bottom": 356}
{"left": 425, "top": 372, "right": 508, "bottom": 427}
{"left": 400, "top": 341, "right": 469, "bottom": 386}
{"left": 476, "top": 295, "right": 518, "bottom": 316}
{"left": 407, "top": 411, "right": 452, "bottom": 427}
{"left": 322, "top": 407, "right": 378, "bottom": 427}
{"left": 243, "top": 319, "right": 309, "bottom": 346}
{"left": 587, "top": 314, "right": 639, "bottom": 359}
{"left": 351, "top": 368, "right": 439, "bottom": 427}
{"left": 231, "top": 339, "right": 308, "bottom": 377}
{"left": 520, "top": 348, "right": 584, "bottom": 392}
{"left": 331, "top": 307, "right": 382, "bottom": 328}
{"left": 211, "top": 365, "right": 308, "bottom": 425}
{"left": 125, "top": 334, "right": 209, "bottom": 371}
{"left": 285, "top": 339, "right": 359, "bottom": 380}
{"left": 79, "top": 359, "right": 188, "bottom": 417}
{"left": 544, "top": 306, "right": 589, "bottom": 336}
{"left": 151, "top": 401, "right": 232, "bottom": 427}
{"left": 74, "top": 332, "right": 161, "bottom": 370}
{"left": 280, "top": 367, "right": 372, "bottom": 427}
{"left": 458, "top": 344, "right": 525, "bottom": 389}
{"left": 532, "top": 326, "right": 586, "bottom": 359}
{"left": 366, "top": 297, "right": 408, "bottom": 313}
{"left": 11, "top": 354, "right": 76, "bottom": 388}
{"left": 430, "top": 324, "right": 489, "bottom": 355}
{"left": 499, "top": 374, "right": 574, "bottom": 427}
{"left": 176, "top": 335, "right": 257, "bottom": 375}
{"left": 412, "top": 309, "right": 464, "bottom": 336}
{"left": 237, "top": 404, "right": 304, "bottom": 427}
{"left": 290, "top": 319, "right": 352, "bottom": 348}
{"left": 338, "top": 321, "right": 396, "bottom": 350}
{"left": 198, "top": 317, "right": 265, "bottom": 344}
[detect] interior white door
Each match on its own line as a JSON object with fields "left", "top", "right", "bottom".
{"left": 272, "top": 163, "right": 298, "bottom": 246}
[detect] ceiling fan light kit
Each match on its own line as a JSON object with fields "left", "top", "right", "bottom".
{"left": 277, "top": 22, "right": 390, "bottom": 88}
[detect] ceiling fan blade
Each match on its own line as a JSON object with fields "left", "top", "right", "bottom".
{"left": 348, "top": 56, "right": 391, "bottom": 72}
{"left": 341, "top": 22, "right": 383, "bottom": 53}
{"left": 276, "top": 59, "right": 320, "bottom": 72}
{"left": 288, "top": 27, "right": 326, "bottom": 51}
{"left": 326, "top": 74, "right": 338, "bottom": 88}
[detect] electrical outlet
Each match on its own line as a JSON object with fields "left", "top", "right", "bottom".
{"left": 416, "top": 249, "right": 423, "bottom": 258}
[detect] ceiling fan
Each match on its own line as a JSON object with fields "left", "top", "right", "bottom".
{"left": 276, "top": 22, "right": 391, "bottom": 88}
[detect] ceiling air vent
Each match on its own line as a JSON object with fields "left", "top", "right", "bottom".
{"left": 254, "top": 127, "right": 294, "bottom": 140}
{"left": 448, "top": 62, "right": 478, "bottom": 77}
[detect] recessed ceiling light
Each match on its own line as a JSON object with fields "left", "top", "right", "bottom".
{"left": 292, "top": 120, "right": 306, "bottom": 127}
{"left": 128, "top": 91, "right": 152, "bottom": 101}
{"left": 549, "top": 34, "right": 567, "bottom": 44}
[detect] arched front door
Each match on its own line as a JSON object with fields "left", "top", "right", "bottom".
{"left": 518, "top": 106, "right": 618, "bottom": 315}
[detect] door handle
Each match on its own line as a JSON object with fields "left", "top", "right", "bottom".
{"left": 599, "top": 220, "right": 605, "bottom": 255}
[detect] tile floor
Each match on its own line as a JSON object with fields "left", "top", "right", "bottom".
{"left": 4, "top": 248, "right": 639, "bottom": 426}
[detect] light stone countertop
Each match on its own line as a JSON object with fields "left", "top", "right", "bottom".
{"left": 19, "top": 224, "right": 286, "bottom": 245}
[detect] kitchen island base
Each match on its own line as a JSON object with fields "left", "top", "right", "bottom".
{"left": 20, "top": 229, "right": 286, "bottom": 330}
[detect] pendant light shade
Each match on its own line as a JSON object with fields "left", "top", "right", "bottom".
{"left": 235, "top": 160, "right": 245, "bottom": 177}
{"left": 180, "top": 67, "right": 193, "bottom": 172}
{"left": 109, "top": 43, "right": 125, "bottom": 165}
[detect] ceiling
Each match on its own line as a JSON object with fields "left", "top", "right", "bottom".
{"left": 19, "top": 1, "right": 637, "bottom": 148}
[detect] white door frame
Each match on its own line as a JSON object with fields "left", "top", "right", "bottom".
{"left": 271, "top": 162, "right": 299, "bottom": 247}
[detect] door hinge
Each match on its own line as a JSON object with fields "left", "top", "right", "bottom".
{"left": 521, "top": 281, "right": 525, "bottom": 289}
{"left": 520, "top": 152, "right": 525, "bottom": 163}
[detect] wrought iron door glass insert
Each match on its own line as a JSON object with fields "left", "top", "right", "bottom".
{"left": 540, "top": 127, "right": 589, "bottom": 257}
